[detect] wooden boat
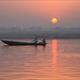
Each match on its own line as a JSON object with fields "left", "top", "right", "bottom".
{"left": 1, "top": 40, "right": 46, "bottom": 46}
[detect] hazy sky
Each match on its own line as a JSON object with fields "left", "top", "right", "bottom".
{"left": 0, "top": 0, "right": 80, "bottom": 38}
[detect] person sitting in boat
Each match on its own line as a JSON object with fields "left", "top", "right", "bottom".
{"left": 32, "top": 37, "right": 38, "bottom": 45}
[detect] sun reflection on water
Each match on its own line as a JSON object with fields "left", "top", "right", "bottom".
{"left": 51, "top": 40, "right": 58, "bottom": 66}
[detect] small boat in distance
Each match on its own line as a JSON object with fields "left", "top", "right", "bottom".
{"left": 1, "top": 39, "right": 47, "bottom": 46}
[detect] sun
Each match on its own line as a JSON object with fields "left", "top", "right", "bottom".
{"left": 51, "top": 18, "right": 58, "bottom": 24}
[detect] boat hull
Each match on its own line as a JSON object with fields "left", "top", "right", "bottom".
{"left": 1, "top": 40, "right": 46, "bottom": 46}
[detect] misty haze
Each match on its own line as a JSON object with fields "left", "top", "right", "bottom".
{"left": 0, "top": 0, "right": 80, "bottom": 39}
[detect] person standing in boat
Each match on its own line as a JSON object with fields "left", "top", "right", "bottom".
{"left": 35, "top": 37, "right": 38, "bottom": 45}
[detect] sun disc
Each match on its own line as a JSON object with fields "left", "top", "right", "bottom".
{"left": 51, "top": 18, "right": 58, "bottom": 24}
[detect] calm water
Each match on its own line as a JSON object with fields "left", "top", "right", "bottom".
{"left": 0, "top": 39, "right": 80, "bottom": 80}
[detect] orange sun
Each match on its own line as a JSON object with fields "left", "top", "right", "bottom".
{"left": 51, "top": 18, "right": 58, "bottom": 24}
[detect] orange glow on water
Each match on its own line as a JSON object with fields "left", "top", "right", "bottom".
{"left": 51, "top": 40, "right": 58, "bottom": 66}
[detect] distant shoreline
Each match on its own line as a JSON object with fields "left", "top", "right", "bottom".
{"left": 0, "top": 37, "right": 80, "bottom": 40}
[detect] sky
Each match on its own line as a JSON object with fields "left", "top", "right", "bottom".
{"left": 0, "top": 0, "right": 80, "bottom": 38}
